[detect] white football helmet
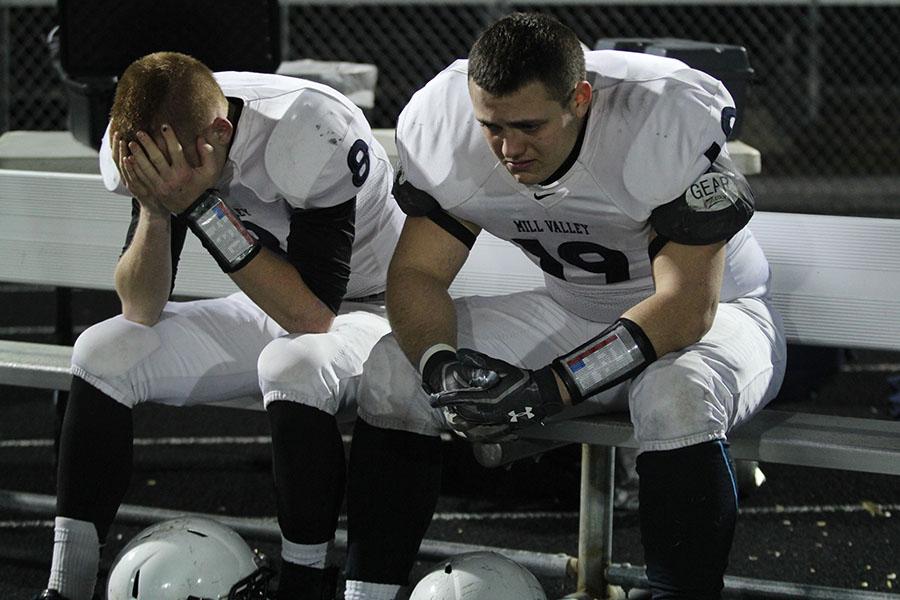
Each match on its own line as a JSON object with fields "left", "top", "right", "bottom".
{"left": 409, "top": 551, "right": 547, "bottom": 600}
{"left": 106, "top": 516, "right": 273, "bottom": 600}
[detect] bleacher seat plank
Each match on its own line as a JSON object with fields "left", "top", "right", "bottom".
{"left": 0, "top": 340, "right": 72, "bottom": 391}
{"left": 518, "top": 410, "right": 900, "bottom": 476}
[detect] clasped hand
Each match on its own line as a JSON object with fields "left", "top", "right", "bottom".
{"left": 424, "top": 349, "right": 564, "bottom": 442}
{"left": 113, "top": 125, "right": 218, "bottom": 215}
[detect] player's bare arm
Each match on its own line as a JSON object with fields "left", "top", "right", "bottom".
{"left": 389, "top": 215, "right": 507, "bottom": 418}
{"left": 622, "top": 239, "right": 726, "bottom": 358}
{"left": 113, "top": 211, "right": 172, "bottom": 326}
{"left": 386, "top": 214, "right": 480, "bottom": 366}
{"left": 230, "top": 250, "right": 336, "bottom": 334}
{"left": 112, "top": 130, "right": 176, "bottom": 326}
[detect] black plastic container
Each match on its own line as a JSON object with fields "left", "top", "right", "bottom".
{"left": 53, "top": 0, "right": 281, "bottom": 150}
{"left": 594, "top": 37, "right": 754, "bottom": 139}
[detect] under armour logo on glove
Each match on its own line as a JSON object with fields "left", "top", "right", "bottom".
{"left": 429, "top": 349, "right": 564, "bottom": 442}
{"left": 508, "top": 407, "right": 535, "bottom": 423}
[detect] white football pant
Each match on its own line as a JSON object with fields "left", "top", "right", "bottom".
{"left": 71, "top": 292, "right": 389, "bottom": 418}
{"left": 357, "top": 289, "right": 786, "bottom": 452}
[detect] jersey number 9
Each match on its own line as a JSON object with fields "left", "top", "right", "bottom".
{"left": 512, "top": 238, "right": 630, "bottom": 283}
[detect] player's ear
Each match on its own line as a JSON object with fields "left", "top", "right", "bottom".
{"left": 208, "top": 117, "right": 234, "bottom": 147}
{"left": 572, "top": 81, "right": 592, "bottom": 117}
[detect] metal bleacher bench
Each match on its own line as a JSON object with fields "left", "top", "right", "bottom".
{"left": 1, "top": 130, "right": 899, "bottom": 600}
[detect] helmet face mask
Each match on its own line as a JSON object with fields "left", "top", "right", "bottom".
{"left": 107, "top": 517, "right": 273, "bottom": 600}
{"left": 410, "top": 551, "right": 547, "bottom": 600}
{"left": 223, "top": 566, "right": 275, "bottom": 600}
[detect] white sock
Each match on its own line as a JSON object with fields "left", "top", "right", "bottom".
{"left": 280, "top": 535, "right": 330, "bottom": 569}
{"left": 344, "top": 580, "right": 403, "bottom": 600}
{"left": 47, "top": 516, "right": 100, "bottom": 600}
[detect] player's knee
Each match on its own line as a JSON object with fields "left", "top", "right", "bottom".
{"left": 629, "top": 356, "right": 730, "bottom": 449}
{"left": 258, "top": 334, "right": 341, "bottom": 414}
{"left": 71, "top": 316, "right": 161, "bottom": 387}
{"left": 356, "top": 334, "right": 442, "bottom": 435}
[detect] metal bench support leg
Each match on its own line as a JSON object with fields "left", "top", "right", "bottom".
{"left": 563, "top": 444, "right": 624, "bottom": 600}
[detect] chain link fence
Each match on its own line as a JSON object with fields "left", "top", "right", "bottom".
{"left": 2, "top": 1, "right": 899, "bottom": 201}
{"left": 1, "top": 5, "right": 62, "bottom": 131}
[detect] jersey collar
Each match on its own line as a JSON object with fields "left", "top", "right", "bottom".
{"left": 225, "top": 96, "right": 244, "bottom": 159}
{"left": 217, "top": 97, "right": 244, "bottom": 190}
{"left": 538, "top": 107, "right": 590, "bottom": 187}
{"left": 522, "top": 109, "right": 590, "bottom": 208}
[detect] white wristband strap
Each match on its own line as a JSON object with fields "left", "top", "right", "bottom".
{"left": 419, "top": 343, "right": 457, "bottom": 374}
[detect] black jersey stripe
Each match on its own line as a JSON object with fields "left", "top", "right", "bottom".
{"left": 704, "top": 142, "right": 722, "bottom": 164}
{"left": 428, "top": 209, "right": 477, "bottom": 250}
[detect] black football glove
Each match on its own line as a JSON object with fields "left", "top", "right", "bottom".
{"left": 428, "top": 349, "right": 565, "bottom": 442}
{"left": 420, "top": 347, "right": 499, "bottom": 396}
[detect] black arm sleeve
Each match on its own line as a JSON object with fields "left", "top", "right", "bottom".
{"left": 393, "top": 176, "right": 476, "bottom": 250}
{"left": 120, "top": 199, "right": 188, "bottom": 297}
{"left": 285, "top": 197, "right": 356, "bottom": 315}
{"left": 649, "top": 158, "right": 754, "bottom": 249}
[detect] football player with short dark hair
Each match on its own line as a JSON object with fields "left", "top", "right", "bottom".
{"left": 342, "top": 13, "right": 786, "bottom": 600}
{"left": 35, "top": 51, "right": 403, "bottom": 600}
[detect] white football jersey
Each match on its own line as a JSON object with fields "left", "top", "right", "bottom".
{"left": 100, "top": 72, "right": 403, "bottom": 299}
{"left": 395, "top": 51, "right": 771, "bottom": 322}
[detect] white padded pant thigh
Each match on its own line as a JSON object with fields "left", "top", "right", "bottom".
{"left": 259, "top": 307, "right": 390, "bottom": 419}
{"left": 356, "top": 292, "right": 785, "bottom": 449}
{"left": 628, "top": 296, "right": 786, "bottom": 452}
{"left": 70, "top": 293, "right": 284, "bottom": 409}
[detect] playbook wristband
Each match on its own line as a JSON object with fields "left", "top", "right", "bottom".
{"left": 180, "top": 190, "right": 260, "bottom": 273}
{"left": 552, "top": 318, "right": 657, "bottom": 404}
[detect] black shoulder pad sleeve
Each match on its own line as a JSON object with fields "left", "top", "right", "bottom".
{"left": 649, "top": 158, "right": 755, "bottom": 246}
{"left": 393, "top": 172, "right": 440, "bottom": 217}
{"left": 393, "top": 172, "right": 476, "bottom": 249}
{"left": 286, "top": 197, "right": 356, "bottom": 315}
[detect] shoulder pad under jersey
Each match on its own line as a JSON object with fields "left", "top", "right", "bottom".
{"left": 394, "top": 60, "right": 495, "bottom": 211}
{"left": 623, "top": 71, "right": 733, "bottom": 210}
{"left": 265, "top": 88, "right": 373, "bottom": 208}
